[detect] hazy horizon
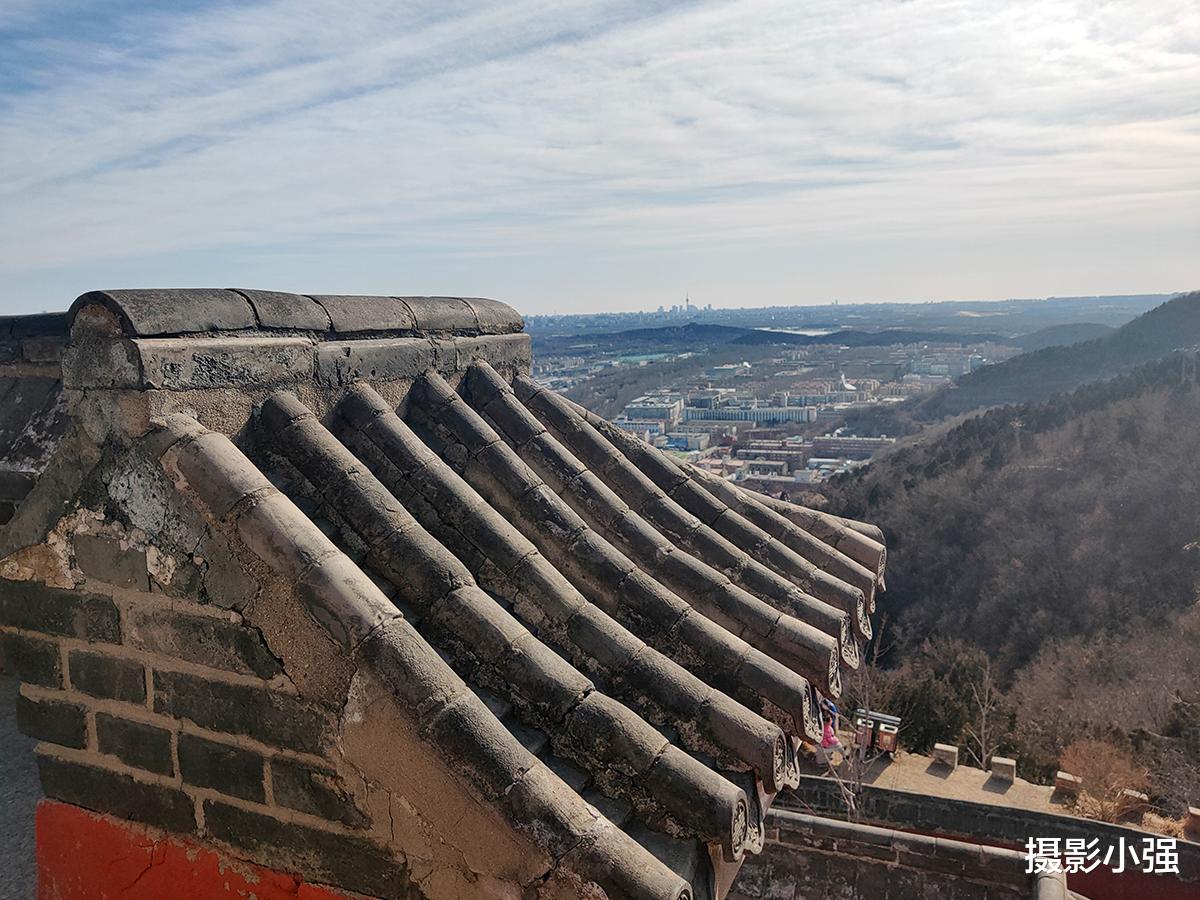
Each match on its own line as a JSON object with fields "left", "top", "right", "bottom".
{"left": 2, "top": 1, "right": 1197, "bottom": 316}
{"left": 2, "top": 288, "right": 1184, "bottom": 320}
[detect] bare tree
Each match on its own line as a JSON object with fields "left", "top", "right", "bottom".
{"left": 828, "top": 617, "right": 897, "bottom": 820}
{"left": 962, "top": 658, "right": 1002, "bottom": 769}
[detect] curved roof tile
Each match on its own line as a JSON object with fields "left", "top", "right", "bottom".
{"left": 66, "top": 289, "right": 523, "bottom": 338}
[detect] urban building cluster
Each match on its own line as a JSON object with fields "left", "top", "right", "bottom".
{"left": 530, "top": 322, "right": 1019, "bottom": 497}
{"left": 613, "top": 377, "right": 898, "bottom": 493}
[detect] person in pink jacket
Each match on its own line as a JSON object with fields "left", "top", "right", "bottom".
{"left": 818, "top": 697, "right": 847, "bottom": 764}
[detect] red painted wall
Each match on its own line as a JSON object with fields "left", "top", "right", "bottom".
{"left": 36, "top": 800, "right": 361, "bottom": 900}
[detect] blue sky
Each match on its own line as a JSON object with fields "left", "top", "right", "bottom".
{"left": 1, "top": 0, "right": 1197, "bottom": 315}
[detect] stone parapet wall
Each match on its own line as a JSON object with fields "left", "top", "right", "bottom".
{"left": 68, "top": 290, "right": 523, "bottom": 340}
{"left": 0, "top": 313, "right": 69, "bottom": 525}
{"left": 59, "top": 293, "right": 532, "bottom": 454}
{"left": 730, "top": 810, "right": 1061, "bottom": 900}
{"left": 780, "top": 775, "right": 1200, "bottom": 878}
{"left": 64, "top": 332, "right": 531, "bottom": 393}
{"left": 0, "top": 313, "right": 67, "bottom": 374}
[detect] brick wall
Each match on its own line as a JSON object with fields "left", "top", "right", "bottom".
{"left": 0, "top": 528, "right": 415, "bottom": 899}
{"left": 730, "top": 810, "right": 1054, "bottom": 900}
{"left": 778, "top": 773, "right": 1200, "bottom": 897}
{"left": 0, "top": 313, "right": 68, "bottom": 526}
{"left": 0, "top": 313, "right": 66, "bottom": 372}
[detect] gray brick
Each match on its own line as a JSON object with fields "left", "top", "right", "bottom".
{"left": 316, "top": 338, "right": 437, "bottom": 386}
{"left": 154, "top": 556, "right": 202, "bottom": 599}
{"left": 398, "top": 296, "right": 478, "bottom": 333}
{"left": 20, "top": 334, "right": 65, "bottom": 364}
{"left": 462, "top": 297, "right": 524, "bottom": 334}
{"left": 126, "top": 606, "right": 281, "bottom": 679}
{"left": 270, "top": 758, "right": 368, "bottom": 827}
{"left": 73, "top": 534, "right": 149, "bottom": 590}
{"left": 0, "top": 579, "right": 119, "bottom": 642}
{"left": 0, "top": 470, "right": 36, "bottom": 504}
{"left": 96, "top": 713, "right": 174, "bottom": 776}
{"left": 202, "top": 801, "right": 412, "bottom": 898}
{"left": 153, "top": 670, "right": 334, "bottom": 755}
{"left": 137, "top": 338, "right": 315, "bottom": 390}
{"left": 1, "top": 632, "right": 62, "bottom": 687}
{"left": 37, "top": 755, "right": 195, "bottom": 834}
{"left": 178, "top": 733, "right": 264, "bottom": 802}
{"left": 69, "top": 650, "right": 146, "bottom": 703}
{"left": 10, "top": 312, "right": 67, "bottom": 341}
{"left": 16, "top": 694, "right": 87, "bottom": 748}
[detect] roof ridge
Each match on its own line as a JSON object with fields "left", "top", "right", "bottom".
{"left": 66, "top": 289, "right": 523, "bottom": 340}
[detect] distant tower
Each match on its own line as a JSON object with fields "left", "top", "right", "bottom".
{"left": 686, "top": 291, "right": 692, "bottom": 312}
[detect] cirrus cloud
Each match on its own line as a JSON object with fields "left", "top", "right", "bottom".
{"left": 1, "top": 0, "right": 1197, "bottom": 313}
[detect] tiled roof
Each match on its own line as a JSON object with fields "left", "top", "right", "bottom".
{"left": 48, "top": 289, "right": 886, "bottom": 899}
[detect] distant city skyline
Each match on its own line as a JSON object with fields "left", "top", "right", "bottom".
{"left": 2, "top": 1, "right": 1197, "bottom": 316}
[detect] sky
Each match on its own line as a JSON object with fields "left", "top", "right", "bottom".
{"left": 1, "top": 0, "right": 1197, "bottom": 316}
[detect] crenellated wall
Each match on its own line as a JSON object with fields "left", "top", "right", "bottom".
{"left": 731, "top": 810, "right": 1065, "bottom": 900}
{"left": 775, "top": 775, "right": 1200, "bottom": 900}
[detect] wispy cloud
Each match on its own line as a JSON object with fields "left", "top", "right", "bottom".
{"left": 1, "top": 0, "right": 1197, "bottom": 313}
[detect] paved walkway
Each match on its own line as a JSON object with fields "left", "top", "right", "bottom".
{"left": 0, "top": 674, "right": 38, "bottom": 899}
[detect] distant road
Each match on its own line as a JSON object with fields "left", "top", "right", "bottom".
{"left": 0, "top": 674, "right": 38, "bottom": 899}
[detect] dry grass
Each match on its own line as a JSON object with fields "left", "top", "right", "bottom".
{"left": 1140, "top": 812, "right": 1186, "bottom": 838}
{"left": 1060, "top": 740, "right": 1151, "bottom": 824}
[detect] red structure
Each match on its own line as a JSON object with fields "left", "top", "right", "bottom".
{"left": 37, "top": 801, "right": 352, "bottom": 900}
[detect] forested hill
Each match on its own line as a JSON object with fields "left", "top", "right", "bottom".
{"left": 1010, "top": 321, "right": 1114, "bottom": 352}
{"left": 826, "top": 351, "right": 1200, "bottom": 677}
{"left": 917, "top": 290, "right": 1198, "bottom": 418}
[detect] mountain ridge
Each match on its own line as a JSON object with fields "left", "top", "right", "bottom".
{"left": 917, "top": 290, "right": 1197, "bottom": 418}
